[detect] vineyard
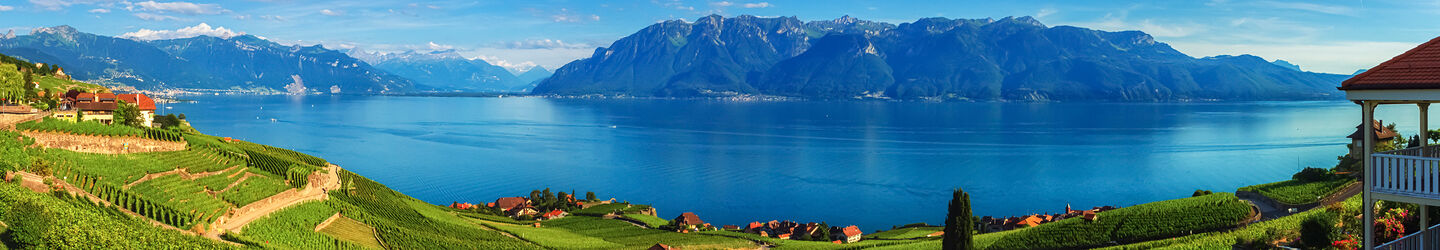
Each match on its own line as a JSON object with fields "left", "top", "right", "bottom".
{"left": 15, "top": 118, "right": 183, "bottom": 141}
{"left": 219, "top": 175, "right": 292, "bottom": 207}
{"left": 236, "top": 201, "right": 371, "bottom": 249}
{"left": 127, "top": 174, "right": 234, "bottom": 226}
{"left": 317, "top": 214, "right": 385, "bottom": 249}
{"left": 539, "top": 216, "right": 753, "bottom": 249}
{"left": 328, "top": 170, "right": 537, "bottom": 249}
{"left": 0, "top": 182, "right": 224, "bottom": 249}
{"left": 471, "top": 218, "right": 624, "bottom": 249}
{"left": 866, "top": 226, "right": 943, "bottom": 240}
{"left": 984, "top": 193, "right": 1255, "bottom": 249}
{"left": 1238, "top": 178, "right": 1355, "bottom": 205}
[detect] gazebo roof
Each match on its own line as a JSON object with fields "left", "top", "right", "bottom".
{"left": 1341, "top": 36, "right": 1440, "bottom": 90}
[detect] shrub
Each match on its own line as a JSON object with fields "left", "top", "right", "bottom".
{"left": 1293, "top": 167, "right": 1331, "bottom": 182}
{"left": 1300, "top": 211, "right": 1339, "bottom": 247}
{"left": 1193, "top": 190, "right": 1213, "bottom": 197}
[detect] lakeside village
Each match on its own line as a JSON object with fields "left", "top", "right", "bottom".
{"left": 445, "top": 188, "right": 1120, "bottom": 244}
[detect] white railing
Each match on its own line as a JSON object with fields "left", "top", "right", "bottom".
{"left": 1372, "top": 150, "right": 1440, "bottom": 197}
{"left": 1385, "top": 145, "right": 1440, "bottom": 158}
{"left": 1377, "top": 224, "right": 1440, "bottom": 250}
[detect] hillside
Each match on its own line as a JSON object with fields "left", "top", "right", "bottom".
{"left": 352, "top": 50, "right": 526, "bottom": 92}
{"left": 535, "top": 15, "right": 1349, "bottom": 101}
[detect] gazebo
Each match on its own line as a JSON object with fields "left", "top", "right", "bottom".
{"left": 1341, "top": 36, "right": 1440, "bottom": 249}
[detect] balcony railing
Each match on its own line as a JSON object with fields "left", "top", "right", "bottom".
{"left": 1378, "top": 224, "right": 1440, "bottom": 250}
{"left": 1372, "top": 145, "right": 1440, "bottom": 198}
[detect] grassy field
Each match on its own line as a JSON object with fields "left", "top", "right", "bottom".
{"left": 472, "top": 218, "right": 625, "bottom": 249}
{"left": 982, "top": 193, "right": 1254, "bottom": 249}
{"left": 698, "top": 230, "right": 923, "bottom": 249}
{"left": 317, "top": 214, "right": 384, "bottom": 249}
{"left": 33, "top": 74, "right": 105, "bottom": 93}
{"left": 541, "top": 216, "right": 754, "bottom": 249}
{"left": 867, "top": 226, "right": 943, "bottom": 240}
{"left": 623, "top": 213, "right": 670, "bottom": 228}
{"left": 1238, "top": 178, "right": 1355, "bottom": 205}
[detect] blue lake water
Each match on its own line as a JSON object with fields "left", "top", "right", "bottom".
{"left": 166, "top": 96, "right": 1433, "bottom": 231}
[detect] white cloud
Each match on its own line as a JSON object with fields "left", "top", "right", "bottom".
{"left": 0, "top": 5, "right": 14, "bottom": 11}
{"left": 87, "top": 8, "right": 109, "bottom": 13}
{"left": 134, "top": 12, "right": 180, "bottom": 21}
{"left": 119, "top": 23, "right": 243, "bottom": 40}
{"left": 1035, "top": 8, "right": 1058, "bottom": 19}
{"left": 710, "top": 1, "right": 733, "bottom": 7}
{"left": 320, "top": 9, "right": 341, "bottom": 16}
{"left": 472, "top": 55, "right": 540, "bottom": 72}
{"left": 427, "top": 42, "right": 454, "bottom": 51}
{"left": 1256, "top": 1, "right": 1353, "bottom": 15}
{"left": 260, "top": 15, "right": 287, "bottom": 22}
{"left": 29, "top": 0, "right": 72, "bottom": 11}
{"left": 503, "top": 39, "right": 592, "bottom": 50}
{"left": 131, "top": 1, "right": 227, "bottom": 15}
{"left": 590, "top": 14, "right": 601, "bottom": 21}
{"left": 742, "top": 2, "right": 771, "bottom": 8}
{"left": 1066, "top": 13, "right": 1207, "bottom": 38}
{"left": 1170, "top": 41, "right": 1416, "bottom": 74}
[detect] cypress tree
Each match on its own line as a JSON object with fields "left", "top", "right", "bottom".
{"left": 943, "top": 188, "right": 974, "bottom": 250}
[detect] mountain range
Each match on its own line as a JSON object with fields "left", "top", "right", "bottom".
{"left": 348, "top": 49, "right": 549, "bottom": 92}
{"left": 535, "top": 15, "right": 1350, "bottom": 101}
{"left": 0, "top": 26, "right": 419, "bottom": 94}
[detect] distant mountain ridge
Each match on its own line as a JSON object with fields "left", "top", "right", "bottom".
{"left": 349, "top": 49, "right": 540, "bottom": 92}
{"left": 0, "top": 26, "right": 418, "bottom": 94}
{"left": 535, "top": 15, "right": 1349, "bottom": 101}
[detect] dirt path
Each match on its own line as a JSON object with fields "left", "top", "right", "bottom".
{"left": 207, "top": 164, "right": 341, "bottom": 237}
{"left": 20, "top": 130, "right": 185, "bottom": 154}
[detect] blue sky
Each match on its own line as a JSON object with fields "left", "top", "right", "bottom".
{"left": 0, "top": 0, "right": 1436, "bottom": 74}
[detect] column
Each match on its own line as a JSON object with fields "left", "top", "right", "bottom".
{"left": 1423, "top": 103, "right": 1431, "bottom": 156}
{"left": 1364, "top": 101, "right": 1376, "bottom": 250}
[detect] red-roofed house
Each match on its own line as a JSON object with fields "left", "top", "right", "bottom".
{"left": 63, "top": 92, "right": 158, "bottom": 126}
{"left": 829, "top": 225, "right": 862, "bottom": 243}
{"left": 450, "top": 202, "right": 475, "bottom": 210}
{"left": 674, "top": 212, "right": 705, "bottom": 227}
{"left": 492, "top": 197, "right": 531, "bottom": 211}
{"left": 1337, "top": 36, "right": 1440, "bottom": 249}
{"left": 541, "top": 209, "right": 568, "bottom": 220}
{"left": 777, "top": 233, "right": 791, "bottom": 240}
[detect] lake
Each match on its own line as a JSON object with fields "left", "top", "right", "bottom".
{"left": 166, "top": 96, "right": 1428, "bottom": 231}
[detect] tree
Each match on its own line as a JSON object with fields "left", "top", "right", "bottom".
{"left": 944, "top": 188, "right": 974, "bottom": 250}
{"left": 815, "top": 222, "right": 831, "bottom": 241}
{"left": 114, "top": 100, "right": 142, "bottom": 127}
{"left": 586, "top": 191, "right": 597, "bottom": 201}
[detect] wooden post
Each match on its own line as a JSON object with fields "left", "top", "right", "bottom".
{"left": 1364, "top": 101, "right": 1376, "bottom": 250}
{"left": 1424, "top": 103, "right": 1432, "bottom": 250}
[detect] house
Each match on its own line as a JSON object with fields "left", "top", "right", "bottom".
{"left": 674, "top": 212, "right": 705, "bottom": 227}
{"left": 647, "top": 243, "right": 674, "bottom": 250}
{"left": 1081, "top": 211, "right": 1099, "bottom": 221}
{"left": 540, "top": 209, "right": 568, "bottom": 220}
{"left": 1338, "top": 35, "right": 1440, "bottom": 249}
{"left": 777, "top": 233, "right": 791, "bottom": 240}
{"left": 492, "top": 197, "right": 532, "bottom": 212}
{"left": 830, "top": 225, "right": 862, "bottom": 243}
{"left": 508, "top": 207, "right": 539, "bottom": 217}
{"left": 67, "top": 92, "right": 157, "bottom": 127}
{"left": 722, "top": 225, "right": 739, "bottom": 230}
{"left": 744, "top": 221, "right": 767, "bottom": 234}
{"left": 926, "top": 231, "right": 944, "bottom": 237}
{"left": 450, "top": 202, "right": 475, "bottom": 210}
{"left": 1348, "top": 120, "right": 1400, "bottom": 156}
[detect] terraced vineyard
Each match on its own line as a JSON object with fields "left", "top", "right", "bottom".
{"left": 329, "top": 170, "right": 536, "bottom": 249}
{"left": 16, "top": 118, "right": 183, "bottom": 141}
{"left": 317, "top": 214, "right": 385, "bottom": 249}
{"left": 234, "top": 201, "right": 370, "bottom": 249}
{"left": 128, "top": 174, "right": 234, "bottom": 224}
{"left": 219, "top": 175, "right": 291, "bottom": 206}
{"left": 983, "top": 193, "right": 1255, "bottom": 249}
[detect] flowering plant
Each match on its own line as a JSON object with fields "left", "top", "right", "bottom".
{"left": 1375, "top": 208, "right": 1410, "bottom": 241}
{"left": 1332, "top": 234, "right": 1359, "bottom": 250}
